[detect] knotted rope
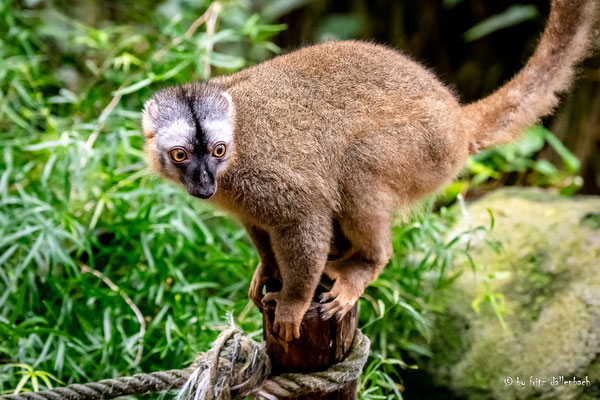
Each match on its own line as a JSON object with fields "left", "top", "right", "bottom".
{"left": 2, "top": 327, "right": 370, "bottom": 400}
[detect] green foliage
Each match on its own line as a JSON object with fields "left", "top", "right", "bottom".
{"left": 2, "top": 364, "right": 63, "bottom": 394}
{"left": 466, "top": 126, "right": 582, "bottom": 193}
{"left": 463, "top": 4, "right": 538, "bottom": 42}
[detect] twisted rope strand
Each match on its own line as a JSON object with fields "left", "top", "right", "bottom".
{"left": 1, "top": 328, "right": 370, "bottom": 400}
{"left": 2, "top": 370, "right": 191, "bottom": 400}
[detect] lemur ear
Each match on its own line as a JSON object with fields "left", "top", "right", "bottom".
{"left": 142, "top": 98, "right": 159, "bottom": 137}
{"left": 221, "top": 92, "right": 234, "bottom": 118}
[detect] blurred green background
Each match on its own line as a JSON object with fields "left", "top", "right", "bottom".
{"left": 0, "top": 0, "right": 598, "bottom": 398}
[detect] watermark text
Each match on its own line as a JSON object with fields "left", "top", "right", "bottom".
{"left": 504, "top": 376, "right": 591, "bottom": 389}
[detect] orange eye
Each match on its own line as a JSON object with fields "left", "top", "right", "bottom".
{"left": 212, "top": 143, "right": 226, "bottom": 158}
{"left": 169, "top": 147, "right": 187, "bottom": 163}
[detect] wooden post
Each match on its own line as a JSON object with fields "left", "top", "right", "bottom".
{"left": 262, "top": 278, "right": 359, "bottom": 400}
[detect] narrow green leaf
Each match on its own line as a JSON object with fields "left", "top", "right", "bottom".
{"left": 464, "top": 5, "right": 538, "bottom": 42}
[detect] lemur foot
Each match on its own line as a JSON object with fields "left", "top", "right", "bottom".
{"left": 262, "top": 292, "right": 304, "bottom": 342}
{"left": 249, "top": 263, "right": 269, "bottom": 310}
{"left": 319, "top": 280, "right": 362, "bottom": 321}
{"left": 320, "top": 266, "right": 364, "bottom": 321}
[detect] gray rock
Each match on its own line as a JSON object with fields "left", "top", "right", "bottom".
{"left": 428, "top": 188, "right": 600, "bottom": 400}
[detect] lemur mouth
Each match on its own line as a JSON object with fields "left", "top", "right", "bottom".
{"left": 186, "top": 183, "right": 216, "bottom": 199}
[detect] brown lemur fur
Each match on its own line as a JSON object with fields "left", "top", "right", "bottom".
{"left": 142, "top": 0, "right": 599, "bottom": 341}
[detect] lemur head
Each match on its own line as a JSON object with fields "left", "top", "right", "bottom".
{"left": 142, "top": 83, "right": 234, "bottom": 199}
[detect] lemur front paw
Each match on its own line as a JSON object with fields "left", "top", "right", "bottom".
{"left": 249, "top": 263, "right": 269, "bottom": 310}
{"left": 262, "top": 292, "right": 304, "bottom": 342}
{"left": 319, "top": 277, "right": 362, "bottom": 321}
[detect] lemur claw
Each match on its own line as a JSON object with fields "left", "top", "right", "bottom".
{"left": 319, "top": 279, "right": 361, "bottom": 321}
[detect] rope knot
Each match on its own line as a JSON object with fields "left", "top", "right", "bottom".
{"left": 178, "top": 328, "right": 271, "bottom": 400}
{"left": 177, "top": 326, "right": 370, "bottom": 400}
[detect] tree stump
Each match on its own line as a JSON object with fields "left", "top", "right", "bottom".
{"left": 262, "top": 279, "right": 359, "bottom": 400}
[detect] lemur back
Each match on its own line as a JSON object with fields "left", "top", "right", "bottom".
{"left": 143, "top": 0, "right": 599, "bottom": 341}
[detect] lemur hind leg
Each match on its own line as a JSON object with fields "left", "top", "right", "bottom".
{"left": 321, "top": 197, "right": 393, "bottom": 320}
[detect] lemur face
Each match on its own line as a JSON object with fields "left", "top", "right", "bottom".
{"left": 142, "top": 84, "right": 234, "bottom": 199}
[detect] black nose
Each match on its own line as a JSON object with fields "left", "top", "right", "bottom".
{"left": 186, "top": 184, "right": 216, "bottom": 199}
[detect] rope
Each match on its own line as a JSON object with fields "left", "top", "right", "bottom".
{"left": 2, "top": 327, "right": 370, "bottom": 400}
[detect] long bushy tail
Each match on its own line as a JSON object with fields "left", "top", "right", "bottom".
{"left": 463, "top": 0, "right": 599, "bottom": 152}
